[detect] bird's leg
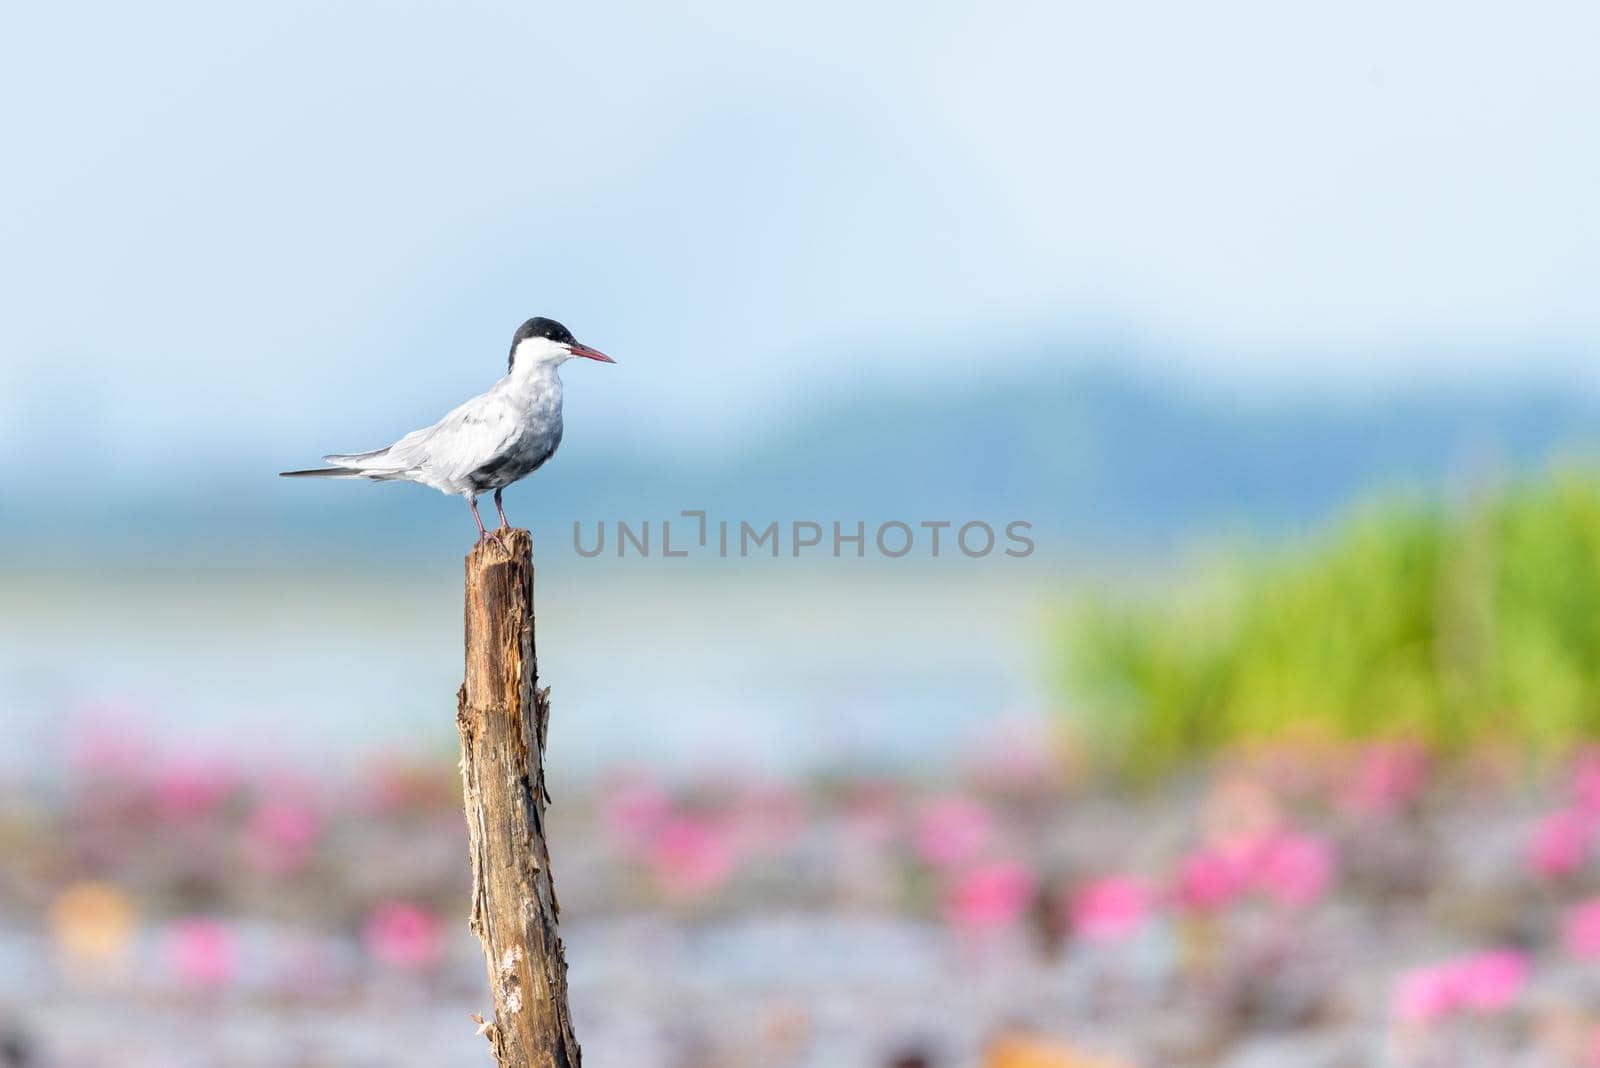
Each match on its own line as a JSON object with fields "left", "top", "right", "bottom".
{"left": 469, "top": 496, "right": 506, "bottom": 550}
{"left": 493, "top": 487, "right": 510, "bottom": 530}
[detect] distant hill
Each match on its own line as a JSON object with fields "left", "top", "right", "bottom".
{"left": 15, "top": 364, "right": 1600, "bottom": 562}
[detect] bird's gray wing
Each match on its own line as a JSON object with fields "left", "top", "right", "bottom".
{"left": 329, "top": 390, "right": 520, "bottom": 483}
{"left": 402, "top": 392, "right": 522, "bottom": 484}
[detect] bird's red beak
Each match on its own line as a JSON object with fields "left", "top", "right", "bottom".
{"left": 568, "top": 342, "right": 616, "bottom": 364}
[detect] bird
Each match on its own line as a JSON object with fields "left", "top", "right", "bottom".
{"left": 280, "top": 316, "right": 615, "bottom": 545}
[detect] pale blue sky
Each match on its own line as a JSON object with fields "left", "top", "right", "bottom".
{"left": 3, "top": 0, "right": 1599, "bottom": 483}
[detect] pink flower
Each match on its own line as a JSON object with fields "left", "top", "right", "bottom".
{"left": 1176, "top": 830, "right": 1335, "bottom": 911}
{"left": 1527, "top": 808, "right": 1594, "bottom": 879}
{"left": 1455, "top": 950, "right": 1529, "bottom": 1013}
{"left": 1392, "top": 950, "right": 1530, "bottom": 1025}
{"left": 943, "top": 861, "right": 1036, "bottom": 932}
{"left": 599, "top": 779, "right": 670, "bottom": 854}
{"left": 1393, "top": 964, "right": 1461, "bottom": 1025}
{"left": 152, "top": 756, "right": 237, "bottom": 820}
{"left": 1571, "top": 750, "right": 1600, "bottom": 813}
{"left": 1341, "top": 742, "right": 1427, "bottom": 814}
{"left": 1175, "top": 849, "right": 1243, "bottom": 912}
{"left": 1070, "top": 876, "right": 1152, "bottom": 943}
{"left": 1566, "top": 900, "right": 1600, "bottom": 958}
{"left": 166, "top": 918, "right": 238, "bottom": 988}
{"left": 363, "top": 902, "right": 444, "bottom": 971}
{"left": 244, "top": 799, "right": 321, "bottom": 875}
{"left": 648, "top": 815, "right": 737, "bottom": 898}
{"left": 913, "top": 797, "right": 991, "bottom": 869}
{"left": 1253, "top": 832, "right": 1334, "bottom": 908}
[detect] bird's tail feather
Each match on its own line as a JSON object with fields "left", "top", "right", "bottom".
{"left": 281, "top": 445, "right": 407, "bottom": 480}
{"left": 279, "top": 467, "right": 364, "bottom": 478}
{"left": 322, "top": 448, "right": 390, "bottom": 465}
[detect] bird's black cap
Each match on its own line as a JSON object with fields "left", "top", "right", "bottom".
{"left": 509, "top": 316, "right": 576, "bottom": 370}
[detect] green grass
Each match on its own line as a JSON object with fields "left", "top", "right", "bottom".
{"left": 1061, "top": 469, "right": 1600, "bottom": 778}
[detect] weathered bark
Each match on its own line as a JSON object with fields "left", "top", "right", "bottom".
{"left": 456, "top": 529, "right": 580, "bottom": 1068}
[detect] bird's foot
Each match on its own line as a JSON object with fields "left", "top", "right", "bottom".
{"left": 477, "top": 530, "right": 508, "bottom": 552}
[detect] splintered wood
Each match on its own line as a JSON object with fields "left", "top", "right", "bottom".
{"left": 457, "top": 529, "right": 579, "bottom": 1067}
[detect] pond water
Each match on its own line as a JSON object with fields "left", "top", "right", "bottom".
{"left": 0, "top": 563, "right": 1060, "bottom": 786}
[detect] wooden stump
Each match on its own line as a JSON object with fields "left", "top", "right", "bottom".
{"left": 457, "top": 529, "right": 580, "bottom": 1067}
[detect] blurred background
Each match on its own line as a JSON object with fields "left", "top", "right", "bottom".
{"left": 5, "top": 1, "right": 1600, "bottom": 1065}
